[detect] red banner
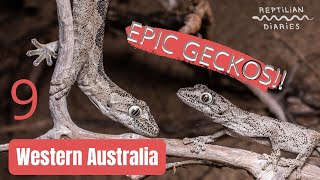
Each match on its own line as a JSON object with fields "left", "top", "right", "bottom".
{"left": 126, "top": 21, "right": 287, "bottom": 91}
{"left": 9, "top": 139, "right": 166, "bottom": 175}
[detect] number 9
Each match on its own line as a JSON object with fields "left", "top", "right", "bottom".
{"left": 11, "top": 79, "right": 37, "bottom": 120}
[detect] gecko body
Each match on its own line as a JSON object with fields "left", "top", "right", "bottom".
{"left": 177, "top": 84, "right": 320, "bottom": 179}
{"left": 26, "top": 0, "right": 159, "bottom": 137}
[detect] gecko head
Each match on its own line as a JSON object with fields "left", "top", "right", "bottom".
{"left": 177, "top": 84, "right": 227, "bottom": 117}
{"left": 107, "top": 92, "right": 160, "bottom": 137}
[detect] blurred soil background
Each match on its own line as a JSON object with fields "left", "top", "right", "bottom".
{"left": 0, "top": 0, "right": 319, "bottom": 179}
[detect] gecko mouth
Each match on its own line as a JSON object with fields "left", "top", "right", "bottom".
{"left": 218, "top": 109, "right": 227, "bottom": 115}
{"left": 177, "top": 88, "right": 188, "bottom": 99}
{"left": 128, "top": 118, "right": 160, "bottom": 137}
{"left": 177, "top": 88, "right": 197, "bottom": 105}
{"left": 218, "top": 112, "right": 224, "bottom": 115}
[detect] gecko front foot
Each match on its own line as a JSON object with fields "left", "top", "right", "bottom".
{"left": 26, "top": 38, "right": 57, "bottom": 66}
{"left": 258, "top": 153, "right": 280, "bottom": 172}
{"left": 278, "top": 157, "right": 305, "bottom": 179}
{"left": 50, "top": 80, "right": 72, "bottom": 100}
{"left": 183, "top": 136, "right": 214, "bottom": 153}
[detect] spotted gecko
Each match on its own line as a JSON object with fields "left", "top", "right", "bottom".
{"left": 26, "top": 0, "right": 159, "bottom": 137}
{"left": 177, "top": 84, "right": 320, "bottom": 179}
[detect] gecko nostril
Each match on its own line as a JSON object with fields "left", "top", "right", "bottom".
{"left": 106, "top": 103, "right": 111, "bottom": 108}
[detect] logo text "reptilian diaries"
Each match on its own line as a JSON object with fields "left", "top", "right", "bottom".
{"left": 252, "top": 6, "right": 314, "bottom": 30}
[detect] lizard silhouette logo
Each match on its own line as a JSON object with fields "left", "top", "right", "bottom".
{"left": 252, "top": 6, "right": 314, "bottom": 30}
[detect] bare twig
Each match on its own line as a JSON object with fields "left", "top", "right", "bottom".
{"left": 127, "top": 159, "right": 219, "bottom": 180}
{"left": 0, "top": 144, "right": 8, "bottom": 152}
{"left": 247, "top": 85, "right": 287, "bottom": 122}
{"left": 272, "top": 32, "right": 320, "bottom": 96}
{"left": 165, "top": 160, "right": 217, "bottom": 171}
{"left": 179, "top": 0, "right": 213, "bottom": 34}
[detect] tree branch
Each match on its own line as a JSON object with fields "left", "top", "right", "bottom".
{"left": 127, "top": 159, "right": 219, "bottom": 180}
{"left": 2, "top": 129, "right": 320, "bottom": 180}
{"left": 49, "top": 0, "right": 74, "bottom": 127}
{"left": 247, "top": 85, "right": 288, "bottom": 122}
{"left": 0, "top": 144, "right": 8, "bottom": 152}
{"left": 272, "top": 32, "right": 320, "bottom": 90}
{"left": 179, "top": 0, "right": 213, "bottom": 35}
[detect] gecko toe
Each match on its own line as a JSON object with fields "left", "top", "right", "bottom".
{"left": 258, "top": 153, "right": 268, "bottom": 160}
{"left": 183, "top": 137, "right": 192, "bottom": 144}
{"left": 272, "top": 164, "right": 278, "bottom": 172}
{"left": 33, "top": 54, "right": 45, "bottom": 66}
{"left": 282, "top": 159, "right": 304, "bottom": 179}
{"left": 52, "top": 88, "right": 70, "bottom": 100}
{"left": 192, "top": 146, "right": 201, "bottom": 154}
{"left": 259, "top": 154, "right": 273, "bottom": 171}
{"left": 26, "top": 49, "right": 41, "bottom": 57}
{"left": 200, "top": 143, "right": 206, "bottom": 151}
{"left": 190, "top": 147, "right": 195, "bottom": 153}
{"left": 261, "top": 161, "right": 271, "bottom": 171}
{"left": 50, "top": 50, "right": 58, "bottom": 59}
{"left": 49, "top": 82, "right": 71, "bottom": 99}
{"left": 45, "top": 54, "right": 53, "bottom": 66}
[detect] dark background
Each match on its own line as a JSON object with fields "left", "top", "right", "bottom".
{"left": 0, "top": 0, "right": 319, "bottom": 179}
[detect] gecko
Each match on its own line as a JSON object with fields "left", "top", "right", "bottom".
{"left": 177, "top": 84, "right": 320, "bottom": 179}
{"left": 26, "top": 0, "right": 159, "bottom": 137}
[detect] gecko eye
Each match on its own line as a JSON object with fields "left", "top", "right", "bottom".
{"left": 129, "top": 105, "right": 142, "bottom": 117}
{"left": 200, "top": 92, "right": 213, "bottom": 104}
